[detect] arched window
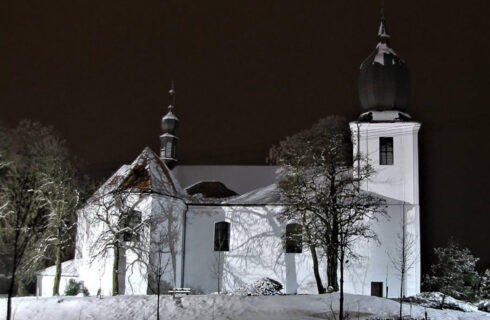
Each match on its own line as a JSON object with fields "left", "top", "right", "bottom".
{"left": 285, "top": 223, "right": 302, "bottom": 253}
{"left": 214, "top": 221, "right": 230, "bottom": 251}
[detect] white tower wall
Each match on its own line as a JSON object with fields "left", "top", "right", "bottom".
{"left": 349, "top": 119, "right": 421, "bottom": 297}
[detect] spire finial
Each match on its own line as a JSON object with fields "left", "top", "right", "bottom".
{"left": 168, "top": 80, "right": 176, "bottom": 111}
{"left": 377, "top": 2, "right": 390, "bottom": 43}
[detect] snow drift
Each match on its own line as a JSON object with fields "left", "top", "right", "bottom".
{"left": 2, "top": 293, "right": 490, "bottom": 320}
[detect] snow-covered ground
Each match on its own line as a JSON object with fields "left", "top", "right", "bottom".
{"left": 2, "top": 293, "right": 490, "bottom": 320}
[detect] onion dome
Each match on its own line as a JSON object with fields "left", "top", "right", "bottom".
{"left": 358, "top": 12, "right": 410, "bottom": 111}
{"left": 161, "top": 105, "right": 179, "bottom": 134}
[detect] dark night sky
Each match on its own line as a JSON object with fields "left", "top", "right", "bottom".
{"left": 1, "top": 1, "right": 489, "bottom": 273}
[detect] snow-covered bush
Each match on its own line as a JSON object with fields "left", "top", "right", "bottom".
{"left": 477, "top": 300, "right": 490, "bottom": 312}
{"left": 407, "top": 292, "right": 478, "bottom": 312}
{"left": 64, "top": 279, "right": 89, "bottom": 296}
{"left": 231, "top": 278, "right": 283, "bottom": 296}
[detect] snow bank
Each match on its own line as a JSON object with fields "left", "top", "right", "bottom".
{"left": 478, "top": 300, "right": 490, "bottom": 312}
{"left": 2, "top": 293, "right": 490, "bottom": 320}
{"left": 408, "top": 292, "right": 479, "bottom": 312}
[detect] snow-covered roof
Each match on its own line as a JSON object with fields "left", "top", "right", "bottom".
{"left": 224, "top": 183, "right": 282, "bottom": 205}
{"left": 37, "top": 260, "right": 78, "bottom": 277}
{"left": 94, "top": 147, "right": 185, "bottom": 198}
{"left": 185, "top": 181, "right": 238, "bottom": 198}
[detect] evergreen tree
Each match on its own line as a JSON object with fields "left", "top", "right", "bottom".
{"left": 424, "top": 241, "right": 480, "bottom": 307}
{"left": 479, "top": 269, "right": 490, "bottom": 300}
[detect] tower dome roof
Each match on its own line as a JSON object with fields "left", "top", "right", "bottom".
{"left": 358, "top": 12, "right": 410, "bottom": 111}
{"left": 161, "top": 105, "right": 179, "bottom": 133}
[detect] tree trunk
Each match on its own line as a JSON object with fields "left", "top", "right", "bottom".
{"left": 7, "top": 233, "right": 20, "bottom": 320}
{"left": 309, "top": 245, "right": 325, "bottom": 294}
{"left": 112, "top": 244, "right": 120, "bottom": 296}
{"left": 157, "top": 275, "right": 161, "bottom": 320}
{"left": 339, "top": 249, "right": 345, "bottom": 320}
{"left": 327, "top": 251, "right": 338, "bottom": 291}
{"left": 6, "top": 264, "right": 16, "bottom": 320}
{"left": 399, "top": 269, "right": 405, "bottom": 320}
{"left": 53, "top": 236, "right": 62, "bottom": 295}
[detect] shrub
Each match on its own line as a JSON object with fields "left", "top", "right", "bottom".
{"left": 64, "top": 279, "right": 89, "bottom": 296}
{"left": 64, "top": 279, "right": 80, "bottom": 296}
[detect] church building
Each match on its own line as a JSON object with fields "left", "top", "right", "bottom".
{"left": 37, "top": 13, "right": 421, "bottom": 298}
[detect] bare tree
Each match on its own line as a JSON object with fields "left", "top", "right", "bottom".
{"left": 388, "top": 209, "right": 417, "bottom": 320}
{"left": 0, "top": 121, "right": 69, "bottom": 320}
{"left": 148, "top": 249, "right": 170, "bottom": 320}
{"left": 147, "top": 199, "right": 183, "bottom": 319}
{"left": 88, "top": 187, "right": 151, "bottom": 295}
{"left": 270, "top": 116, "right": 385, "bottom": 320}
{"left": 32, "top": 143, "right": 80, "bottom": 296}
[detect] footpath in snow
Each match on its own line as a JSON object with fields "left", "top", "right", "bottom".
{"left": 1, "top": 293, "right": 490, "bottom": 320}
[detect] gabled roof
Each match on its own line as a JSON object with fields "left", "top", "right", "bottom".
{"left": 185, "top": 181, "right": 238, "bottom": 198}
{"left": 37, "top": 259, "right": 78, "bottom": 277}
{"left": 96, "top": 147, "right": 185, "bottom": 198}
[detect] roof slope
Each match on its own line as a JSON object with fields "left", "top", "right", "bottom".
{"left": 37, "top": 260, "right": 78, "bottom": 277}
{"left": 96, "top": 147, "right": 185, "bottom": 198}
{"left": 224, "top": 183, "right": 282, "bottom": 205}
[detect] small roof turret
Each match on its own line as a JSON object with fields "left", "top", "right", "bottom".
{"left": 161, "top": 81, "right": 179, "bottom": 134}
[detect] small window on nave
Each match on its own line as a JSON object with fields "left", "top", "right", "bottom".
{"left": 214, "top": 221, "right": 230, "bottom": 251}
{"left": 285, "top": 223, "right": 302, "bottom": 253}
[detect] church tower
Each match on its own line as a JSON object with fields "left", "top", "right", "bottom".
{"left": 160, "top": 81, "right": 179, "bottom": 168}
{"left": 349, "top": 10, "right": 421, "bottom": 296}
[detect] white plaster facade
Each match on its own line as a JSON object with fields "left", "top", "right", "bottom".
{"left": 37, "top": 114, "right": 422, "bottom": 299}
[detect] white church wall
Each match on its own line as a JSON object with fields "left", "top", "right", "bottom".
{"left": 184, "top": 204, "right": 326, "bottom": 294}
{"left": 36, "top": 275, "right": 78, "bottom": 297}
{"left": 349, "top": 120, "right": 421, "bottom": 297}
{"left": 183, "top": 205, "right": 226, "bottom": 293}
{"left": 221, "top": 205, "right": 326, "bottom": 294}
{"left": 350, "top": 121, "right": 421, "bottom": 205}
{"left": 148, "top": 194, "right": 187, "bottom": 292}
{"left": 74, "top": 193, "right": 154, "bottom": 296}
{"left": 183, "top": 202, "right": 418, "bottom": 297}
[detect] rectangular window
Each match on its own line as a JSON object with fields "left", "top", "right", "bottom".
{"left": 371, "top": 282, "right": 383, "bottom": 297}
{"left": 379, "top": 137, "right": 394, "bottom": 165}
{"left": 165, "top": 142, "right": 173, "bottom": 158}
{"left": 214, "top": 221, "right": 230, "bottom": 251}
{"left": 285, "top": 223, "right": 303, "bottom": 253}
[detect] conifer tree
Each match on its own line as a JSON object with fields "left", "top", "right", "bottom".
{"left": 424, "top": 241, "right": 480, "bottom": 307}
{"left": 479, "top": 269, "right": 490, "bottom": 300}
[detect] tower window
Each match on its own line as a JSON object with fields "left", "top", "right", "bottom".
{"left": 214, "top": 221, "right": 230, "bottom": 251}
{"left": 165, "top": 141, "right": 173, "bottom": 158}
{"left": 285, "top": 223, "right": 302, "bottom": 253}
{"left": 379, "top": 137, "right": 394, "bottom": 165}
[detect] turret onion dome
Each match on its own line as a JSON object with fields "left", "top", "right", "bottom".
{"left": 161, "top": 105, "right": 179, "bottom": 134}
{"left": 358, "top": 12, "right": 410, "bottom": 111}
